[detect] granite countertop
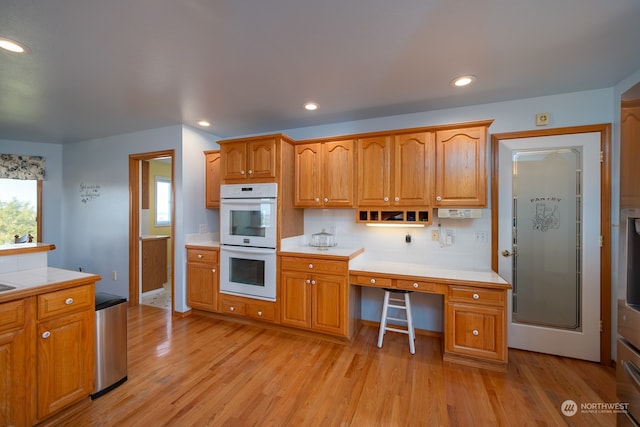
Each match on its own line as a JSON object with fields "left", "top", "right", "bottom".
{"left": 349, "top": 256, "right": 510, "bottom": 288}
{"left": 0, "top": 267, "right": 102, "bottom": 303}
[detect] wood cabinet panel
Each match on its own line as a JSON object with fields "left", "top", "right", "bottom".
{"left": 37, "top": 284, "right": 93, "bottom": 320}
{"left": 445, "top": 302, "right": 505, "bottom": 362}
{"left": 36, "top": 307, "right": 93, "bottom": 420}
{"left": 357, "top": 135, "right": 392, "bottom": 206}
{"left": 435, "top": 126, "right": 487, "bottom": 207}
{"left": 186, "top": 248, "right": 218, "bottom": 312}
{"left": 311, "top": 273, "right": 347, "bottom": 336}
{"left": 204, "top": 150, "right": 221, "bottom": 208}
{"left": 295, "top": 143, "right": 322, "bottom": 207}
{"left": 280, "top": 256, "right": 348, "bottom": 276}
{"left": 448, "top": 286, "right": 504, "bottom": 306}
{"left": 141, "top": 238, "right": 168, "bottom": 293}
{"left": 393, "top": 132, "right": 433, "bottom": 206}
{"left": 621, "top": 101, "right": 640, "bottom": 208}
{"left": 350, "top": 274, "right": 392, "bottom": 288}
{"left": 280, "top": 270, "right": 312, "bottom": 329}
{"left": 221, "top": 141, "right": 248, "bottom": 181}
{"left": 219, "top": 296, "right": 247, "bottom": 316}
{"left": 221, "top": 138, "right": 277, "bottom": 182}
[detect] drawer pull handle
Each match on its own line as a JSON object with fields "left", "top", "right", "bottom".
{"left": 472, "top": 329, "right": 479, "bottom": 336}
{"left": 436, "top": 196, "right": 442, "bottom": 202}
{"left": 198, "top": 254, "right": 203, "bottom": 259}
{"left": 42, "top": 331, "right": 51, "bottom": 339}
{"left": 308, "top": 264, "right": 314, "bottom": 269}
{"left": 257, "top": 311, "right": 262, "bottom": 316}
{"left": 65, "top": 298, "right": 74, "bottom": 305}
{"left": 472, "top": 293, "right": 480, "bottom": 300}
{"left": 413, "top": 283, "right": 419, "bottom": 288}
{"left": 370, "top": 278, "right": 376, "bottom": 284}
{"left": 230, "top": 306, "right": 235, "bottom": 311}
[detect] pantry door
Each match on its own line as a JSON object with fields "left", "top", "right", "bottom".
{"left": 492, "top": 126, "right": 610, "bottom": 362}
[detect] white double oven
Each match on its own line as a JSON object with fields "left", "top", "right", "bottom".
{"left": 220, "top": 183, "right": 278, "bottom": 301}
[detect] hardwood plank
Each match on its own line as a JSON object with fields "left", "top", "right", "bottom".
{"left": 41, "top": 305, "right": 617, "bottom": 426}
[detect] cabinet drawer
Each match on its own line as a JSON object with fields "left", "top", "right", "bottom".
{"left": 350, "top": 274, "right": 392, "bottom": 288}
{"left": 446, "top": 302, "right": 505, "bottom": 362}
{"left": 448, "top": 286, "right": 504, "bottom": 306}
{"left": 0, "top": 299, "right": 26, "bottom": 332}
{"left": 280, "top": 256, "right": 348, "bottom": 275}
{"left": 38, "top": 285, "right": 93, "bottom": 320}
{"left": 397, "top": 279, "right": 440, "bottom": 293}
{"left": 219, "top": 297, "right": 247, "bottom": 316}
{"left": 187, "top": 248, "right": 218, "bottom": 264}
{"left": 247, "top": 302, "right": 276, "bottom": 323}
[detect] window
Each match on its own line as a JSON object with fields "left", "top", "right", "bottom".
{"left": 0, "top": 178, "right": 40, "bottom": 244}
{"left": 155, "top": 177, "right": 171, "bottom": 226}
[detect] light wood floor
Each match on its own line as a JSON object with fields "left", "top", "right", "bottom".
{"left": 43, "top": 305, "right": 617, "bottom": 427}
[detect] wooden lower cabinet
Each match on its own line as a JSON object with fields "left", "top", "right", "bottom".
{"left": 35, "top": 284, "right": 95, "bottom": 422}
{"left": 186, "top": 247, "right": 219, "bottom": 311}
{"left": 218, "top": 294, "right": 278, "bottom": 323}
{"left": 0, "top": 298, "right": 31, "bottom": 427}
{"left": 444, "top": 286, "right": 507, "bottom": 368}
{"left": 280, "top": 256, "right": 351, "bottom": 338}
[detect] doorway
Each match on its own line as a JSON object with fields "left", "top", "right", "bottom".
{"left": 491, "top": 125, "right": 611, "bottom": 364}
{"left": 129, "top": 150, "right": 176, "bottom": 313}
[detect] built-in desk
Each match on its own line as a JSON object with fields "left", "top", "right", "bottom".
{"left": 349, "top": 257, "right": 511, "bottom": 371}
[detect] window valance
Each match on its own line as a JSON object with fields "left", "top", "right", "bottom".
{"left": 0, "top": 154, "right": 46, "bottom": 180}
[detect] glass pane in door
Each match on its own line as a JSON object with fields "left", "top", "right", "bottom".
{"left": 512, "top": 148, "right": 581, "bottom": 330}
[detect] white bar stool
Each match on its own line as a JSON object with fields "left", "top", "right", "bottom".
{"left": 377, "top": 288, "right": 415, "bottom": 354}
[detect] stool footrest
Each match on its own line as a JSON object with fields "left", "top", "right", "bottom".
{"left": 385, "top": 326, "right": 409, "bottom": 335}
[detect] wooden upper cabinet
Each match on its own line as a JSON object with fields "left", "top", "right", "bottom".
{"left": 621, "top": 100, "right": 640, "bottom": 208}
{"left": 295, "top": 140, "right": 354, "bottom": 208}
{"left": 357, "top": 135, "right": 392, "bottom": 206}
{"left": 434, "top": 126, "right": 488, "bottom": 207}
{"left": 221, "top": 137, "right": 276, "bottom": 182}
{"left": 393, "top": 132, "right": 433, "bottom": 206}
{"left": 204, "top": 150, "right": 220, "bottom": 208}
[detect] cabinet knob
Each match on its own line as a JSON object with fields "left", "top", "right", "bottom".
{"left": 212, "top": 268, "right": 216, "bottom": 273}
{"left": 306, "top": 279, "right": 311, "bottom": 284}
{"left": 323, "top": 197, "right": 329, "bottom": 203}
{"left": 413, "top": 283, "right": 419, "bottom": 289}
{"left": 395, "top": 197, "right": 400, "bottom": 202}
{"left": 311, "top": 280, "right": 316, "bottom": 285}
{"left": 240, "top": 170, "right": 245, "bottom": 175}
{"left": 248, "top": 170, "right": 253, "bottom": 175}
{"left": 198, "top": 254, "right": 203, "bottom": 259}
{"left": 315, "top": 198, "right": 320, "bottom": 202}
{"left": 65, "top": 297, "right": 74, "bottom": 305}
{"left": 383, "top": 197, "right": 389, "bottom": 202}
{"left": 436, "top": 196, "right": 442, "bottom": 202}
{"left": 42, "top": 331, "right": 51, "bottom": 339}
{"left": 472, "top": 293, "right": 479, "bottom": 300}
{"left": 257, "top": 311, "right": 263, "bottom": 316}
{"left": 308, "top": 263, "right": 313, "bottom": 269}
{"left": 370, "top": 278, "right": 376, "bottom": 284}
{"left": 230, "top": 306, "right": 235, "bottom": 311}
{"left": 472, "top": 329, "right": 479, "bottom": 336}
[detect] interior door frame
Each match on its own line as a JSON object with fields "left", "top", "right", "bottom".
{"left": 129, "top": 150, "right": 176, "bottom": 313}
{"left": 490, "top": 124, "right": 612, "bottom": 365}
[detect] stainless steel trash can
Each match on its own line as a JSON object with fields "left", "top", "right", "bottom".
{"left": 91, "top": 292, "right": 128, "bottom": 399}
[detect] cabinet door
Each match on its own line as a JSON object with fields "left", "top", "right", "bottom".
{"left": 187, "top": 262, "right": 218, "bottom": 311}
{"left": 205, "top": 151, "right": 221, "bottom": 208}
{"left": 435, "top": 127, "right": 487, "bottom": 207}
{"left": 247, "top": 138, "right": 276, "bottom": 180}
{"left": 221, "top": 141, "right": 247, "bottom": 180}
{"left": 621, "top": 102, "right": 640, "bottom": 208}
{"left": 312, "top": 274, "right": 347, "bottom": 336}
{"left": 37, "top": 309, "right": 93, "bottom": 420}
{"left": 295, "top": 143, "right": 322, "bottom": 207}
{"left": 280, "top": 270, "right": 312, "bottom": 329}
{"left": 323, "top": 139, "right": 354, "bottom": 207}
{"left": 357, "top": 135, "right": 391, "bottom": 206}
{"left": 445, "top": 302, "right": 505, "bottom": 362}
{"left": 393, "top": 132, "right": 432, "bottom": 206}
{"left": 0, "top": 300, "right": 29, "bottom": 427}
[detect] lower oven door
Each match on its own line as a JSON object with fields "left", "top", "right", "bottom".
{"left": 220, "top": 246, "right": 276, "bottom": 301}
{"left": 618, "top": 338, "right": 640, "bottom": 426}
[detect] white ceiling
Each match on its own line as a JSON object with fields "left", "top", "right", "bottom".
{"left": 2, "top": 0, "right": 640, "bottom": 144}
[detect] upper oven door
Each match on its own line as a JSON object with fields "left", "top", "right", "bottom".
{"left": 220, "top": 197, "right": 277, "bottom": 248}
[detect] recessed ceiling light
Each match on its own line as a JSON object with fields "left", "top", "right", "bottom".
{"left": 450, "top": 75, "right": 476, "bottom": 87}
{"left": 304, "top": 102, "right": 319, "bottom": 111}
{"left": 197, "top": 120, "right": 211, "bottom": 127}
{"left": 0, "top": 37, "right": 29, "bottom": 54}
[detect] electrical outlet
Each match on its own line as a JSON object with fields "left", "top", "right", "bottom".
{"left": 536, "top": 112, "right": 549, "bottom": 126}
{"left": 112, "top": 271, "right": 117, "bottom": 281}
{"left": 431, "top": 229, "right": 440, "bottom": 241}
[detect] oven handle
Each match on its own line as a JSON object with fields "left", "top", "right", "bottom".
{"left": 221, "top": 198, "right": 276, "bottom": 204}
{"left": 623, "top": 359, "right": 640, "bottom": 393}
{"left": 221, "top": 246, "right": 276, "bottom": 256}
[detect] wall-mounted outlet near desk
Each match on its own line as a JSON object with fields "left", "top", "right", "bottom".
{"left": 431, "top": 229, "right": 440, "bottom": 241}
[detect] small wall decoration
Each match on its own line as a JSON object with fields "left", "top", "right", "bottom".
{"left": 531, "top": 197, "right": 560, "bottom": 232}
{"left": 80, "top": 182, "right": 101, "bottom": 204}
